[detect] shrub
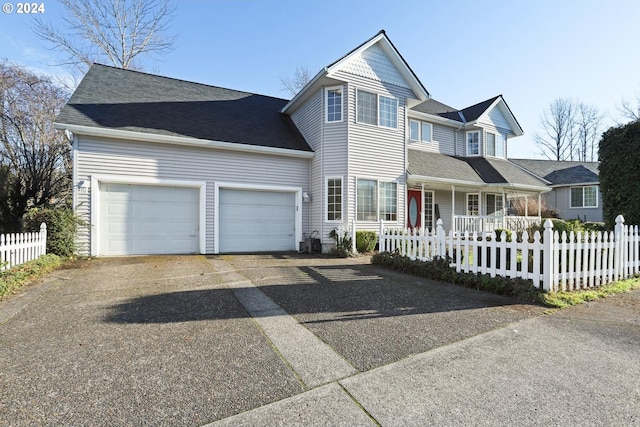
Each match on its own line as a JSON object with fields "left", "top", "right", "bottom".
{"left": 356, "top": 230, "right": 377, "bottom": 253}
{"left": 0, "top": 253, "right": 62, "bottom": 299}
{"left": 328, "top": 228, "right": 354, "bottom": 258}
{"left": 494, "top": 228, "right": 512, "bottom": 242}
{"left": 23, "top": 206, "right": 84, "bottom": 257}
{"left": 371, "top": 251, "right": 546, "bottom": 305}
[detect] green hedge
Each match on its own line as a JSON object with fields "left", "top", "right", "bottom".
{"left": 23, "top": 206, "right": 83, "bottom": 257}
{"left": 0, "top": 253, "right": 62, "bottom": 299}
{"left": 356, "top": 230, "right": 377, "bottom": 253}
{"left": 371, "top": 251, "right": 547, "bottom": 305}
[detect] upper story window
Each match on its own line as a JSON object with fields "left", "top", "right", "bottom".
{"left": 487, "top": 132, "right": 496, "bottom": 156}
{"left": 409, "top": 119, "right": 432, "bottom": 142}
{"left": 571, "top": 186, "right": 598, "bottom": 208}
{"left": 325, "top": 87, "right": 343, "bottom": 123}
{"left": 496, "top": 133, "right": 506, "bottom": 157}
{"left": 467, "top": 131, "right": 480, "bottom": 156}
{"left": 356, "top": 89, "right": 398, "bottom": 129}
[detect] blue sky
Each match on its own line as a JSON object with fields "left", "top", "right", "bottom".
{"left": 2, "top": 0, "right": 639, "bottom": 159}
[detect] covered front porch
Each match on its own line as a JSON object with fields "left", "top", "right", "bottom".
{"left": 406, "top": 150, "right": 550, "bottom": 233}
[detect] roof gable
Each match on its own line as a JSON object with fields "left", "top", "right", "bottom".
{"left": 56, "top": 64, "right": 312, "bottom": 153}
{"left": 327, "top": 30, "right": 429, "bottom": 101}
{"left": 463, "top": 96, "right": 523, "bottom": 136}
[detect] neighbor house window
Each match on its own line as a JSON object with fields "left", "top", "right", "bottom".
{"left": 571, "top": 186, "right": 598, "bottom": 208}
{"left": 325, "top": 87, "right": 343, "bottom": 122}
{"left": 326, "top": 177, "right": 342, "bottom": 221}
{"left": 467, "top": 131, "right": 479, "bottom": 155}
{"left": 357, "top": 179, "right": 398, "bottom": 221}
{"left": 409, "top": 120, "right": 432, "bottom": 142}
{"left": 467, "top": 194, "right": 480, "bottom": 216}
{"left": 486, "top": 132, "right": 496, "bottom": 156}
{"left": 356, "top": 89, "right": 398, "bottom": 129}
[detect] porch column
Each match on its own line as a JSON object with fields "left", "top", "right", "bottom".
{"left": 538, "top": 193, "right": 542, "bottom": 217}
{"left": 421, "top": 183, "right": 425, "bottom": 230}
{"left": 524, "top": 195, "right": 528, "bottom": 217}
{"left": 501, "top": 190, "right": 506, "bottom": 215}
{"left": 451, "top": 185, "right": 456, "bottom": 231}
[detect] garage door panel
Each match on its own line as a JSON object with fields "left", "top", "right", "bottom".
{"left": 99, "top": 183, "right": 200, "bottom": 255}
{"left": 219, "top": 189, "right": 296, "bottom": 253}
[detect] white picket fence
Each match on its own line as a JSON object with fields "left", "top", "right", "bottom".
{"left": 379, "top": 215, "right": 639, "bottom": 292}
{"left": 0, "top": 223, "right": 48, "bottom": 271}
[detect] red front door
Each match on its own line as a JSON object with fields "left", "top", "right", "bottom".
{"left": 407, "top": 190, "right": 422, "bottom": 228}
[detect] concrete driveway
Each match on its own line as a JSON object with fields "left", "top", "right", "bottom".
{"left": 2, "top": 254, "right": 636, "bottom": 426}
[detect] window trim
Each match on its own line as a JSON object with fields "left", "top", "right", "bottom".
{"left": 570, "top": 185, "right": 599, "bottom": 208}
{"left": 467, "top": 193, "right": 480, "bottom": 216}
{"left": 466, "top": 131, "right": 480, "bottom": 156}
{"left": 325, "top": 86, "right": 343, "bottom": 123}
{"left": 486, "top": 132, "right": 496, "bottom": 157}
{"left": 356, "top": 178, "right": 399, "bottom": 222}
{"left": 325, "top": 176, "right": 343, "bottom": 222}
{"left": 356, "top": 89, "right": 398, "bottom": 129}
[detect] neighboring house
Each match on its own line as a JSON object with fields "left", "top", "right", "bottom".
{"left": 55, "top": 30, "right": 550, "bottom": 256}
{"left": 510, "top": 159, "right": 603, "bottom": 222}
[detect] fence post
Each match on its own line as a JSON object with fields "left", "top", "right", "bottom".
{"left": 351, "top": 219, "right": 357, "bottom": 254}
{"left": 542, "top": 219, "right": 554, "bottom": 291}
{"left": 378, "top": 219, "right": 385, "bottom": 252}
{"left": 614, "top": 215, "right": 625, "bottom": 280}
{"left": 40, "top": 223, "right": 48, "bottom": 256}
{"left": 436, "top": 218, "right": 445, "bottom": 257}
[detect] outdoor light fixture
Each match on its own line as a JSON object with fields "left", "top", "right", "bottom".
{"left": 302, "top": 192, "right": 311, "bottom": 202}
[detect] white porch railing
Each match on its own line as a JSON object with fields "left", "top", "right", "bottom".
{"left": 453, "top": 215, "right": 541, "bottom": 233}
{"left": 379, "top": 216, "right": 639, "bottom": 292}
{"left": 0, "top": 223, "right": 48, "bottom": 271}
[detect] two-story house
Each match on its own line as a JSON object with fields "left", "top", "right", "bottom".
{"left": 56, "top": 30, "right": 549, "bottom": 256}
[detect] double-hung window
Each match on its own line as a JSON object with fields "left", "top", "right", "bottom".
{"left": 325, "top": 87, "right": 343, "bottom": 122}
{"left": 357, "top": 89, "right": 398, "bottom": 129}
{"left": 409, "top": 119, "right": 432, "bottom": 142}
{"left": 467, "top": 131, "right": 480, "bottom": 156}
{"left": 496, "top": 133, "right": 506, "bottom": 157}
{"left": 486, "top": 132, "right": 496, "bottom": 156}
{"left": 326, "top": 177, "right": 343, "bottom": 221}
{"left": 357, "top": 179, "right": 397, "bottom": 221}
{"left": 570, "top": 186, "right": 598, "bottom": 208}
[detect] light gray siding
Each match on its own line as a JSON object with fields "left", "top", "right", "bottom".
{"left": 338, "top": 72, "right": 412, "bottom": 232}
{"left": 408, "top": 122, "right": 456, "bottom": 156}
{"left": 545, "top": 186, "right": 603, "bottom": 222}
{"left": 74, "top": 136, "right": 310, "bottom": 255}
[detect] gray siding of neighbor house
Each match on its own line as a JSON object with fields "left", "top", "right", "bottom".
{"left": 337, "top": 71, "right": 412, "bottom": 232}
{"left": 545, "top": 186, "right": 604, "bottom": 222}
{"left": 74, "top": 136, "right": 310, "bottom": 255}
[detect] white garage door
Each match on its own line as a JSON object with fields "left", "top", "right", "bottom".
{"left": 219, "top": 189, "right": 296, "bottom": 253}
{"left": 99, "top": 183, "right": 200, "bottom": 255}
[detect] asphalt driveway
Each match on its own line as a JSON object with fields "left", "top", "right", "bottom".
{"left": 0, "top": 254, "right": 546, "bottom": 426}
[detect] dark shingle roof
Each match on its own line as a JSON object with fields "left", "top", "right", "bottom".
{"left": 510, "top": 159, "right": 599, "bottom": 185}
{"left": 56, "top": 64, "right": 312, "bottom": 152}
{"left": 407, "top": 151, "right": 484, "bottom": 184}
{"left": 408, "top": 151, "right": 548, "bottom": 189}
{"left": 459, "top": 96, "right": 501, "bottom": 122}
{"left": 411, "top": 98, "right": 462, "bottom": 122}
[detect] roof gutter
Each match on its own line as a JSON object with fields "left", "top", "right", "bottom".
{"left": 54, "top": 123, "right": 315, "bottom": 159}
{"left": 408, "top": 174, "right": 551, "bottom": 193}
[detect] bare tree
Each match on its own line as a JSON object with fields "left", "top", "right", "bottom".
{"left": 279, "top": 65, "right": 312, "bottom": 98}
{"left": 34, "top": 0, "right": 176, "bottom": 72}
{"left": 0, "top": 62, "right": 71, "bottom": 231}
{"left": 534, "top": 98, "right": 577, "bottom": 161}
{"left": 619, "top": 92, "right": 640, "bottom": 122}
{"left": 575, "top": 102, "right": 604, "bottom": 162}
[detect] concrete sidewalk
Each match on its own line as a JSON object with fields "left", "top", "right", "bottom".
{"left": 210, "top": 289, "right": 640, "bottom": 426}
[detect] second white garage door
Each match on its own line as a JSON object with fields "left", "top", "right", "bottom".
{"left": 99, "top": 183, "right": 200, "bottom": 255}
{"left": 219, "top": 189, "right": 296, "bottom": 253}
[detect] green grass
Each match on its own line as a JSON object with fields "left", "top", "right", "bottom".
{"left": 0, "top": 254, "right": 63, "bottom": 300}
{"left": 541, "top": 276, "right": 640, "bottom": 308}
